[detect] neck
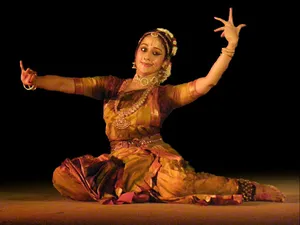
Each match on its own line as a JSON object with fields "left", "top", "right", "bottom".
{"left": 133, "top": 73, "right": 160, "bottom": 87}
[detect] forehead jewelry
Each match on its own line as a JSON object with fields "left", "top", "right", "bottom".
{"left": 150, "top": 32, "right": 159, "bottom": 37}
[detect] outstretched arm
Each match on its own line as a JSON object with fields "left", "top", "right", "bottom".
{"left": 20, "top": 60, "right": 76, "bottom": 94}
{"left": 20, "top": 61, "right": 124, "bottom": 100}
{"left": 195, "top": 7, "right": 246, "bottom": 96}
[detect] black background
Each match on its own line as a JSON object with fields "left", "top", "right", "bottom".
{"left": 2, "top": 2, "right": 298, "bottom": 184}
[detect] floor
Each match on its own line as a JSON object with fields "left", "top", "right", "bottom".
{"left": 0, "top": 173, "right": 299, "bottom": 225}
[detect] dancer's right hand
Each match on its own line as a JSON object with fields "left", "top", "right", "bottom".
{"left": 20, "top": 60, "right": 37, "bottom": 86}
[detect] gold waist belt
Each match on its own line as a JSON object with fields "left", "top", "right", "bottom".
{"left": 110, "top": 134, "right": 162, "bottom": 151}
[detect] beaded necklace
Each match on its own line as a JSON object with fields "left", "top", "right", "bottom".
{"left": 112, "top": 80, "right": 156, "bottom": 130}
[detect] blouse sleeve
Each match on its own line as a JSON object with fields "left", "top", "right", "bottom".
{"left": 159, "top": 80, "right": 202, "bottom": 112}
{"left": 73, "top": 75, "right": 124, "bottom": 100}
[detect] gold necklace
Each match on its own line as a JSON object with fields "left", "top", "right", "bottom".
{"left": 134, "top": 74, "right": 159, "bottom": 87}
{"left": 112, "top": 84, "right": 155, "bottom": 130}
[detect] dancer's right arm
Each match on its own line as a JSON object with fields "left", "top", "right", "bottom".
{"left": 20, "top": 60, "right": 75, "bottom": 94}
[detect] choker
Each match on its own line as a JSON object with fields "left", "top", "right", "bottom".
{"left": 133, "top": 74, "right": 159, "bottom": 87}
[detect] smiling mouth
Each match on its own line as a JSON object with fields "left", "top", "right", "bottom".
{"left": 141, "top": 62, "right": 153, "bottom": 67}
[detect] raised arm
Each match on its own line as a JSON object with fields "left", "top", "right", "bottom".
{"left": 195, "top": 7, "right": 246, "bottom": 95}
{"left": 159, "top": 8, "right": 246, "bottom": 110}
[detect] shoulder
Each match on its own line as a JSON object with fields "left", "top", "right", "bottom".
{"left": 157, "top": 83, "right": 175, "bottom": 94}
{"left": 93, "top": 75, "right": 123, "bottom": 82}
{"left": 89, "top": 75, "right": 125, "bottom": 87}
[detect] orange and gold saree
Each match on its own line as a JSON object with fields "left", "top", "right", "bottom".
{"left": 52, "top": 75, "right": 244, "bottom": 205}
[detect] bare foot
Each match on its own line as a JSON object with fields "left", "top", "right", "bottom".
{"left": 254, "top": 182, "right": 286, "bottom": 202}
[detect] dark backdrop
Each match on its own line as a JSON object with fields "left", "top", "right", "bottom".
{"left": 2, "top": 2, "right": 298, "bottom": 183}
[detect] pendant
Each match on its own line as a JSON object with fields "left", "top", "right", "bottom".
{"left": 113, "top": 114, "right": 130, "bottom": 130}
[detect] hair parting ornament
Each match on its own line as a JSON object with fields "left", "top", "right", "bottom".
{"left": 139, "top": 28, "right": 178, "bottom": 58}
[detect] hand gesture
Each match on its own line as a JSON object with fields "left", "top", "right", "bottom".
{"left": 20, "top": 60, "right": 37, "bottom": 86}
{"left": 214, "top": 8, "right": 246, "bottom": 45}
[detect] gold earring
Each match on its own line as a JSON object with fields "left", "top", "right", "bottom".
{"left": 132, "top": 62, "right": 136, "bottom": 69}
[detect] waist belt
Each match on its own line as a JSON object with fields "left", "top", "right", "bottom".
{"left": 110, "top": 134, "right": 162, "bottom": 151}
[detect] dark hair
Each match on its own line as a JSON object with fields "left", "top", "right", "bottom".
{"left": 137, "top": 28, "right": 177, "bottom": 59}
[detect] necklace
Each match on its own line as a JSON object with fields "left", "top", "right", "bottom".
{"left": 133, "top": 74, "right": 159, "bottom": 87}
{"left": 112, "top": 83, "right": 155, "bottom": 130}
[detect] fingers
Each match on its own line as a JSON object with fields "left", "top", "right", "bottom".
{"left": 214, "top": 27, "right": 224, "bottom": 32}
{"left": 22, "top": 73, "right": 36, "bottom": 85}
{"left": 215, "top": 7, "right": 234, "bottom": 25}
{"left": 214, "top": 8, "right": 246, "bottom": 36}
{"left": 25, "top": 68, "right": 37, "bottom": 75}
{"left": 20, "top": 61, "right": 37, "bottom": 75}
{"left": 237, "top": 24, "right": 247, "bottom": 34}
{"left": 20, "top": 61, "right": 37, "bottom": 85}
{"left": 228, "top": 7, "right": 234, "bottom": 24}
{"left": 237, "top": 24, "right": 247, "bottom": 30}
{"left": 29, "top": 74, "right": 36, "bottom": 83}
{"left": 214, "top": 16, "right": 227, "bottom": 25}
{"left": 22, "top": 74, "right": 30, "bottom": 84}
{"left": 20, "top": 60, "right": 24, "bottom": 71}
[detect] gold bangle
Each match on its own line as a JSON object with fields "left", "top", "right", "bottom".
{"left": 222, "top": 47, "right": 235, "bottom": 53}
{"left": 221, "top": 53, "right": 234, "bottom": 58}
{"left": 23, "top": 84, "right": 37, "bottom": 91}
{"left": 221, "top": 48, "right": 235, "bottom": 58}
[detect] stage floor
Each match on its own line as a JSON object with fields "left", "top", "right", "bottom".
{"left": 0, "top": 173, "right": 299, "bottom": 225}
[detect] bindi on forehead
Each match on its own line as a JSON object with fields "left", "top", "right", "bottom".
{"left": 141, "top": 36, "right": 164, "bottom": 50}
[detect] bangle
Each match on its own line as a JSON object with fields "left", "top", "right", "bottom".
{"left": 23, "top": 75, "right": 37, "bottom": 91}
{"left": 221, "top": 47, "right": 235, "bottom": 58}
{"left": 23, "top": 84, "right": 37, "bottom": 91}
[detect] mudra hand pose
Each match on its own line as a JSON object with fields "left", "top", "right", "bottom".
{"left": 20, "top": 8, "right": 285, "bottom": 205}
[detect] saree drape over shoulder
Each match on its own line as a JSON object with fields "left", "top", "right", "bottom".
{"left": 52, "top": 75, "right": 243, "bottom": 205}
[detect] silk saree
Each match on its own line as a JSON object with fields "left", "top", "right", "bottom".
{"left": 52, "top": 75, "right": 243, "bottom": 205}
